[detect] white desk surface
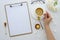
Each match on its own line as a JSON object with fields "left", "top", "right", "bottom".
{"left": 0, "top": 0, "right": 60, "bottom": 40}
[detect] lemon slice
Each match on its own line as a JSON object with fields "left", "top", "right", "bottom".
{"left": 35, "top": 24, "right": 40, "bottom": 30}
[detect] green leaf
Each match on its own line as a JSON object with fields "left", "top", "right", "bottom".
{"left": 54, "top": 1, "right": 58, "bottom": 6}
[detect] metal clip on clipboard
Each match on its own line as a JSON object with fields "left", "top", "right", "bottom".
{"left": 10, "top": 3, "right": 23, "bottom": 8}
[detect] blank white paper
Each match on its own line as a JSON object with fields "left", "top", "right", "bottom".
{"left": 5, "top": 2, "right": 32, "bottom": 37}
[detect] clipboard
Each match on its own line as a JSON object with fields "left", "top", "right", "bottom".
{"left": 4, "top": 2, "right": 32, "bottom": 37}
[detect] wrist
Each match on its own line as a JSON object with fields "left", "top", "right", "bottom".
{"left": 44, "top": 23, "right": 49, "bottom": 27}
{"left": 44, "top": 24, "right": 49, "bottom": 27}
{"left": 44, "top": 24, "right": 50, "bottom": 30}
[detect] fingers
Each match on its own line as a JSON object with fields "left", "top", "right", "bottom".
{"left": 46, "top": 11, "right": 51, "bottom": 18}
{"left": 44, "top": 11, "right": 52, "bottom": 19}
{"left": 43, "top": 11, "right": 52, "bottom": 25}
{"left": 44, "top": 13, "right": 47, "bottom": 19}
{"left": 46, "top": 11, "right": 52, "bottom": 20}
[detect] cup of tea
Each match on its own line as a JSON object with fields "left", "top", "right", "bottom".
{"left": 35, "top": 8, "right": 44, "bottom": 20}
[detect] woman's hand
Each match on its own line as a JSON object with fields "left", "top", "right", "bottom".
{"left": 43, "top": 12, "right": 52, "bottom": 26}
{"left": 43, "top": 12, "right": 55, "bottom": 40}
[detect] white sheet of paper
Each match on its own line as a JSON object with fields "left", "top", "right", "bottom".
{"left": 5, "top": 2, "right": 32, "bottom": 37}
